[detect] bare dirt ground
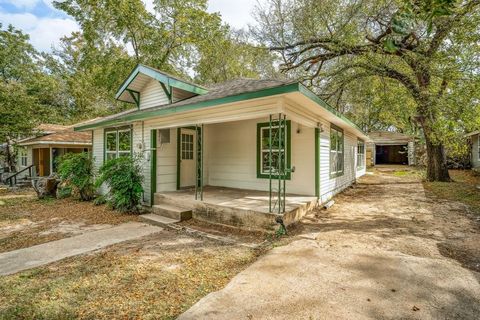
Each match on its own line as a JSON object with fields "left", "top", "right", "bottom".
{"left": 0, "top": 189, "right": 261, "bottom": 319}
{"left": 0, "top": 189, "right": 139, "bottom": 252}
{"left": 180, "top": 168, "right": 480, "bottom": 319}
{"left": 0, "top": 229, "right": 259, "bottom": 319}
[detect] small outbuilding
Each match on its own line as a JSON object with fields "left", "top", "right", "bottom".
{"left": 367, "top": 131, "right": 416, "bottom": 166}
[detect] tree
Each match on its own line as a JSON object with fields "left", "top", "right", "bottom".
{"left": 253, "top": 0, "right": 480, "bottom": 181}
{"left": 48, "top": 33, "right": 135, "bottom": 121}
{"left": 0, "top": 24, "right": 49, "bottom": 170}
{"left": 0, "top": 82, "right": 38, "bottom": 170}
{"left": 194, "top": 29, "right": 280, "bottom": 84}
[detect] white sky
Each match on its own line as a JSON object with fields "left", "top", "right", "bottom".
{"left": 0, "top": 0, "right": 258, "bottom": 52}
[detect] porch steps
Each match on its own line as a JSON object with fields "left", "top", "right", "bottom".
{"left": 139, "top": 214, "right": 180, "bottom": 227}
{"left": 152, "top": 203, "right": 192, "bottom": 221}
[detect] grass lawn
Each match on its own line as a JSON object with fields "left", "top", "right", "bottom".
{"left": 424, "top": 170, "right": 480, "bottom": 216}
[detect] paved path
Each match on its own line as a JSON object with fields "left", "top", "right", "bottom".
{"left": 180, "top": 173, "right": 480, "bottom": 320}
{"left": 0, "top": 222, "right": 162, "bottom": 275}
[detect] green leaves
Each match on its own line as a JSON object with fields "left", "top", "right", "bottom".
{"left": 96, "top": 155, "right": 144, "bottom": 213}
{"left": 57, "top": 152, "right": 95, "bottom": 201}
{"left": 383, "top": 38, "right": 399, "bottom": 53}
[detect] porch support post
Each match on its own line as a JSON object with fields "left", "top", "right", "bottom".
{"left": 194, "top": 124, "right": 203, "bottom": 201}
{"left": 49, "top": 147, "right": 53, "bottom": 175}
{"left": 150, "top": 129, "right": 157, "bottom": 206}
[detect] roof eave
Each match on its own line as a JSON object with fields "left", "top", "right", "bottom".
{"left": 75, "top": 82, "right": 367, "bottom": 139}
{"left": 114, "top": 64, "right": 208, "bottom": 103}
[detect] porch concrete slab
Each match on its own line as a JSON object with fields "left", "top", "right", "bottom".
{"left": 159, "top": 186, "right": 317, "bottom": 214}
{"left": 0, "top": 222, "right": 162, "bottom": 276}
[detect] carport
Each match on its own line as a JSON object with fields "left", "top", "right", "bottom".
{"left": 367, "top": 131, "right": 415, "bottom": 166}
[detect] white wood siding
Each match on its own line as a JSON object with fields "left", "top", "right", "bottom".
{"left": 473, "top": 134, "right": 480, "bottom": 169}
{"left": 92, "top": 128, "right": 106, "bottom": 194}
{"left": 206, "top": 118, "right": 315, "bottom": 196}
{"left": 156, "top": 128, "right": 177, "bottom": 192}
{"left": 319, "top": 120, "right": 362, "bottom": 203}
{"left": 139, "top": 79, "right": 169, "bottom": 109}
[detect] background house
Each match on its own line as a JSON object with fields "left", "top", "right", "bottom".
{"left": 466, "top": 131, "right": 480, "bottom": 169}
{"left": 16, "top": 124, "right": 92, "bottom": 177}
{"left": 367, "top": 131, "right": 416, "bottom": 166}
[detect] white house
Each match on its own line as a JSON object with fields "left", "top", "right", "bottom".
{"left": 75, "top": 64, "right": 370, "bottom": 230}
{"left": 466, "top": 131, "right": 480, "bottom": 169}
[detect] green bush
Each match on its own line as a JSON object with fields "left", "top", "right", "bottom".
{"left": 56, "top": 185, "right": 72, "bottom": 199}
{"left": 57, "top": 152, "right": 94, "bottom": 201}
{"left": 96, "top": 155, "right": 144, "bottom": 213}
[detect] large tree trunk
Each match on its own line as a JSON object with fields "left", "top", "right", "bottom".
{"left": 4, "top": 139, "right": 16, "bottom": 172}
{"left": 424, "top": 138, "right": 451, "bottom": 181}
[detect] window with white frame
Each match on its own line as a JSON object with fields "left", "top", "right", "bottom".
{"left": 357, "top": 139, "right": 365, "bottom": 169}
{"left": 19, "top": 148, "right": 27, "bottom": 167}
{"left": 105, "top": 127, "right": 131, "bottom": 161}
{"left": 256, "top": 121, "right": 291, "bottom": 179}
{"left": 330, "top": 125, "right": 344, "bottom": 177}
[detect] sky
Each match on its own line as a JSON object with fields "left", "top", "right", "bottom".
{"left": 0, "top": 0, "right": 258, "bottom": 53}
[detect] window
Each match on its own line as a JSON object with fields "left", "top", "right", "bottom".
{"left": 181, "top": 133, "right": 194, "bottom": 160}
{"left": 357, "top": 140, "right": 365, "bottom": 169}
{"left": 330, "top": 125, "right": 344, "bottom": 177}
{"left": 105, "top": 127, "right": 132, "bottom": 161}
{"left": 19, "top": 148, "right": 27, "bottom": 167}
{"left": 256, "top": 121, "right": 291, "bottom": 179}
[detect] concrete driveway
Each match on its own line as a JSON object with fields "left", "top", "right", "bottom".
{"left": 179, "top": 171, "right": 480, "bottom": 319}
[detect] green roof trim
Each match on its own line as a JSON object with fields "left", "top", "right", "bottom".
{"left": 76, "top": 82, "right": 300, "bottom": 131}
{"left": 76, "top": 82, "right": 367, "bottom": 137}
{"left": 115, "top": 64, "right": 208, "bottom": 102}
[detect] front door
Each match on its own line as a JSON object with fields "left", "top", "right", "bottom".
{"left": 179, "top": 128, "right": 196, "bottom": 188}
{"left": 33, "top": 148, "right": 50, "bottom": 176}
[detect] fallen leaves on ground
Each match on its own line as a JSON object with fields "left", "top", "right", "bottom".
{"left": 0, "top": 233, "right": 259, "bottom": 320}
{"left": 0, "top": 190, "right": 139, "bottom": 252}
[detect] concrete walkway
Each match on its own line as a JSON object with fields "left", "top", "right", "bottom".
{"left": 179, "top": 173, "right": 480, "bottom": 320}
{"left": 0, "top": 222, "right": 162, "bottom": 276}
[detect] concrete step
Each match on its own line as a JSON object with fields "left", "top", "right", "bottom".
{"left": 152, "top": 203, "right": 192, "bottom": 221}
{"left": 154, "top": 193, "right": 195, "bottom": 207}
{"left": 140, "top": 214, "right": 180, "bottom": 227}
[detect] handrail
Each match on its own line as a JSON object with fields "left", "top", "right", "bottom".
{"left": 5, "top": 165, "right": 35, "bottom": 187}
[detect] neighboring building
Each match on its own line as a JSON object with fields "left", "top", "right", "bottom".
{"left": 16, "top": 124, "right": 92, "bottom": 177}
{"left": 74, "top": 64, "right": 370, "bottom": 230}
{"left": 367, "top": 131, "right": 416, "bottom": 166}
{"left": 466, "top": 130, "right": 480, "bottom": 169}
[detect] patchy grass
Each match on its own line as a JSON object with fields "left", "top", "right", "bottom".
{"left": 0, "top": 233, "right": 259, "bottom": 320}
{"left": 0, "top": 191, "right": 138, "bottom": 252}
{"left": 424, "top": 170, "right": 480, "bottom": 216}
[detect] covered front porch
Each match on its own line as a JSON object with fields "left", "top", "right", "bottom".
{"left": 32, "top": 146, "right": 90, "bottom": 177}
{"left": 148, "top": 107, "right": 320, "bottom": 229}
{"left": 154, "top": 186, "right": 318, "bottom": 231}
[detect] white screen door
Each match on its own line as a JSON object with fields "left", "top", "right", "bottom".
{"left": 180, "top": 128, "right": 196, "bottom": 187}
